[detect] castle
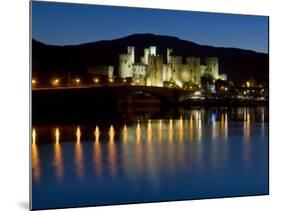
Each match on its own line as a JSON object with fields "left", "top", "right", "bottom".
{"left": 119, "top": 46, "right": 226, "bottom": 88}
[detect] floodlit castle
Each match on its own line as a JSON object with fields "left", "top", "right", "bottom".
{"left": 119, "top": 46, "right": 226, "bottom": 88}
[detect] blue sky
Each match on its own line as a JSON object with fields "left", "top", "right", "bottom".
{"left": 32, "top": 1, "right": 268, "bottom": 53}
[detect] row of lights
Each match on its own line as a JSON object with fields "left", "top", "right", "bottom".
{"left": 31, "top": 77, "right": 121, "bottom": 86}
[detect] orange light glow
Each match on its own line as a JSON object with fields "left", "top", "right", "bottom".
{"left": 109, "top": 125, "right": 115, "bottom": 142}
{"left": 123, "top": 124, "right": 128, "bottom": 142}
{"left": 32, "top": 128, "right": 36, "bottom": 145}
{"left": 147, "top": 119, "right": 152, "bottom": 142}
{"left": 55, "top": 128, "right": 60, "bottom": 144}
{"left": 94, "top": 126, "right": 100, "bottom": 142}
{"left": 52, "top": 78, "right": 60, "bottom": 86}
{"left": 76, "top": 126, "right": 81, "bottom": 142}
{"left": 136, "top": 121, "right": 141, "bottom": 142}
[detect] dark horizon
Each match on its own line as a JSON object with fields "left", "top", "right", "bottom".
{"left": 32, "top": 32, "right": 268, "bottom": 55}
{"left": 32, "top": 1, "right": 269, "bottom": 54}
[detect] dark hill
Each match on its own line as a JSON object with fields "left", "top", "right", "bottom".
{"left": 32, "top": 33, "right": 268, "bottom": 82}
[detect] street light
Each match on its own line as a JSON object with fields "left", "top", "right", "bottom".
{"left": 94, "top": 78, "right": 99, "bottom": 83}
{"left": 109, "top": 78, "right": 114, "bottom": 83}
{"left": 52, "top": 78, "right": 60, "bottom": 86}
{"left": 32, "top": 79, "right": 36, "bottom": 85}
{"left": 75, "top": 78, "right": 80, "bottom": 84}
{"left": 123, "top": 79, "right": 127, "bottom": 83}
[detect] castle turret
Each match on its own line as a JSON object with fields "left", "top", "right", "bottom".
{"left": 127, "top": 46, "right": 135, "bottom": 64}
{"left": 119, "top": 46, "right": 135, "bottom": 78}
{"left": 149, "top": 46, "right": 156, "bottom": 56}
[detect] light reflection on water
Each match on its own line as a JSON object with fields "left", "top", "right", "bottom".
{"left": 32, "top": 128, "right": 40, "bottom": 183}
{"left": 53, "top": 128, "right": 63, "bottom": 181}
{"left": 32, "top": 107, "right": 268, "bottom": 209}
{"left": 75, "top": 126, "right": 84, "bottom": 179}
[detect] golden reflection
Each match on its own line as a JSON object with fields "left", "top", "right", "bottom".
{"left": 135, "top": 122, "right": 143, "bottom": 173}
{"left": 55, "top": 128, "right": 60, "bottom": 144}
{"left": 220, "top": 113, "right": 225, "bottom": 138}
{"left": 179, "top": 116, "right": 184, "bottom": 142}
{"left": 108, "top": 125, "right": 116, "bottom": 176}
{"left": 244, "top": 110, "right": 251, "bottom": 139}
{"left": 145, "top": 121, "right": 155, "bottom": 180}
{"left": 221, "top": 113, "right": 224, "bottom": 125}
{"left": 32, "top": 128, "right": 36, "bottom": 145}
{"left": 109, "top": 125, "right": 115, "bottom": 142}
{"left": 177, "top": 117, "right": 185, "bottom": 166}
{"left": 136, "top": 121, "right": 141, "bottom": 142}
{"left": 123, "top": 124, "right": 128, "bottom": 142}
{"left": 188, "top": 114, "right": 194, "bottom": 141}
{"left": 197, "top": 112, "right": 202, "bottom": 141}
{"left": 243, "top": 109, "right": 251, "bottom": 169}
{"left": 147, "top": 119, "right": 152, "bottom": 142}
{"left": 32, "top": 128, "right": 40, "bottom": 182}
{"left": 168, "top": 119, "right": 173, "bottom": 143}
{"left": 54, "top": 128, "right": 63, "bottom": 181}
{"left": 158, "top": 120, "right": 163, "bottom": 142}
{"left": 224, "top": 113, "right": 228, "bottom": 139}
{"left": 94, "top": 126, "right": 100, "bottom": 142}
{"left": 76, "top": 126, "right": 81, "bottom": 143}
{"left": 167, "top": 119, "right": 175, "bottom": 172}
{"left": 93, "top": 129, "right": 102, "bottom": 177}
{"left": 75, "top": 127, "right": 83, "bottom": 178}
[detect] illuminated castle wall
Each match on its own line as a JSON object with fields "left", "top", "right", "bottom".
{"left": 118, "top": 46, "right": 226, "bottom": 87}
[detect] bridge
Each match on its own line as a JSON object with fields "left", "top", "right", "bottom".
{"left": 32, "top": 85, "right": 194, "bottom": 106}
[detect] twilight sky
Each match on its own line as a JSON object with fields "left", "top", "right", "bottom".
{"left": 32, "top": 1, "right": 268, "bottom": 53}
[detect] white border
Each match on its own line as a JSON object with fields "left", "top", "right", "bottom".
{"left": 1, "top": 0, "right": 280, "bottom": 211}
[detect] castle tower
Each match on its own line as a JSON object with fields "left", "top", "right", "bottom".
{"left": 167, "top": 48, "right": 173, "bottom": 64}
{"left": 146, "top": 55, "right": 163, "bottom": 87}
{"left": 127, "top": 46, "right": 135, "bottom": 64}
{"left": 186, "top": 57, "right": 201, "bottom": 85}
{"left": 149, "top": 46, "right": 156, "bottom": 56}
{"left": 143, "top": 48, "right": 149, "bottom": 65}
{"left": 203, "top": 57, "right": 219, "bottom": 80}
{"left": 118, "top": 46, "right": 135, "bottom": 78}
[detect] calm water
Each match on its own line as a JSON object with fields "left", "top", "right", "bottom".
{"left": 32, "top": 107, "right": 268, "bottom": 210}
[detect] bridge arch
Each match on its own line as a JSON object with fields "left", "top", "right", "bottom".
{"left": 115, "top": 86, "right": 181, "bottom": 105}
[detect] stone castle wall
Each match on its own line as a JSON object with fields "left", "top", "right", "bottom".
{"left": 118, "top": 46, "right": 223, "bottom": 88}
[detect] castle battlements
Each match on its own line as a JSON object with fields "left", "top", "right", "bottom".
{"left": 119, "top": 46, "right": 226, "bottom": 88}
